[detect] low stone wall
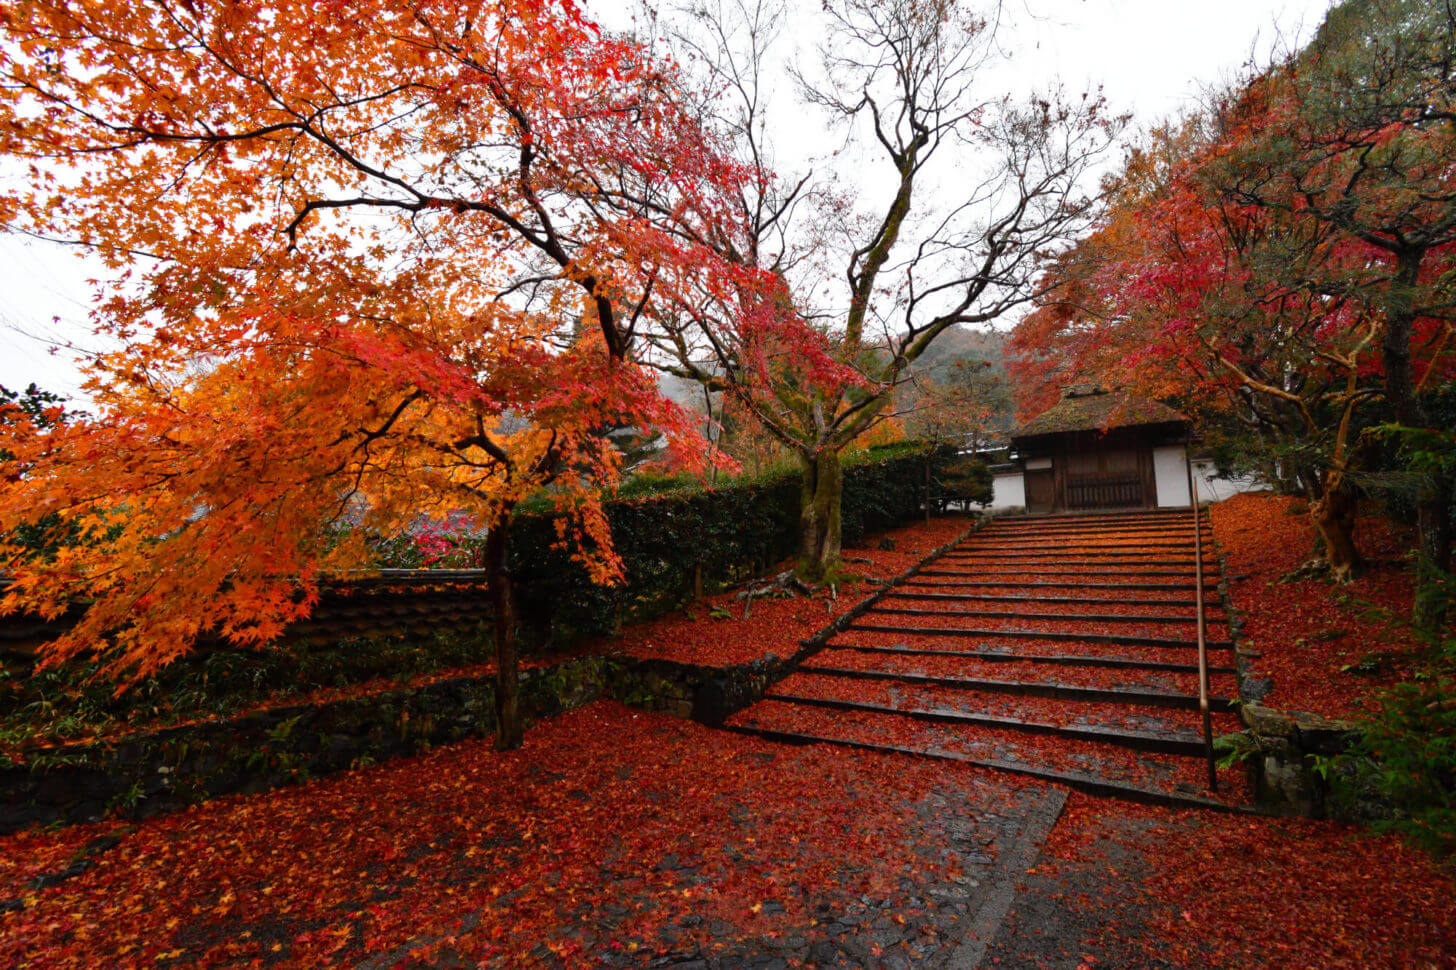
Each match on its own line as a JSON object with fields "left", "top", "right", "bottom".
{"left": 1238, "top": 704, "right": 1361, "bottom": 817}
{"left": 1, "top": 657, "right": 613, "bottom": 834}
{"left": 1210, "top": 527, "right": 1362, "bottom": 818}
{"left": 1, "top": 517, "right": 985, "bottom": 834}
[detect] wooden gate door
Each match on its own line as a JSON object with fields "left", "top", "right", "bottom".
{"left": 1025, "top": 469, "right": 1055, "bottom": 514}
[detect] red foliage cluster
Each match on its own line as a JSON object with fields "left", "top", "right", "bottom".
{"left": 1210, "top": 493, "right": 1422, "bottom": 718}
{"left": 0, "top": 701, "right": 1005, "bottom": 968}
{"left": 1041, "top": 793, "right": 1456, "bottom": 967}
{"left": 596, "top": 516, "right": 973, "bottom": 668}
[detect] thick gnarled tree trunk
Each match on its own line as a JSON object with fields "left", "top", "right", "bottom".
{"left": 483, "top": 514, "right": 522, "bottom": 752}
{"left": 797, "top": 450, "right": 844, "bottom": 583}
{"left": 1309, "top": 486, "right": 1360, "bottom": 583}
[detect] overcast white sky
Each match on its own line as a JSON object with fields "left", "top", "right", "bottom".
{"left": 0, "top": 0, "right": 1334, "bottom": 403}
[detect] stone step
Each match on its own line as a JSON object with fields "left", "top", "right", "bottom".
{"left": 799, "top": 664, "right": 1235, "bottom": 712}
{"left": 867, "top": 605, "right": 1227, "bottom": 627}
{"left": 818, "top": 641, "right": 1237, "bottom": 675}
{"left": 883, "top": 590, "right": 1221, "bottom": 610}
{"left": 943, "top": 547, "right": 1193, "bottom": 556}
{"left": 847, "top": 621, "right": 1234, "bottom": 650}
{"left": 901, "top": 579, "right": 1220, "bottom": 593}
{"left": 761, "top": 692, "right": 1209, "bottom": 756}
{"left": 723, "top": 723, "right": 1246, "bottom": 813}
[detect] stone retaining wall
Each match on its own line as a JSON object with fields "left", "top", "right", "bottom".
{"left": 1, "top": 658, "right": 612, "bottom": 834}
{"left": 1210, "top": 528, "right": 1362, "bottom": 818}
{"left": 1, "top": 518, "right": 984, "bottom": 834}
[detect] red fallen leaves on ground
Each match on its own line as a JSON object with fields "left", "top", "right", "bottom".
{"left": 1041, "top": 793, "right": 1456, "bottom": 968}
{"left": 0, "top": 701, "right": 1003, "bottom": 968}
{"left": 594, "top": 515, "right": 973, "bottom": 669}
{"left": 808, "top": 645, "right": 1234, "bottom": 696}
{"left": 770, "top": 671, "right": 1241, "bottom": 739}
{"left": 731, "top": 702, "right": 1249, "bottom": 800}
{"left": 1209, "top": 492, "right": 1423, "bottom": 718}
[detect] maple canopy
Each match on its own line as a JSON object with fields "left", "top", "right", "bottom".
{"left": 1009, "top": 0, "right": 1456, "bottom": 581}
{"left": 0, "top": 0, "right": 781, "bottom": 681}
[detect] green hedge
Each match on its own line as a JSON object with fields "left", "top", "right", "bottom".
{"left": 510, "top": 443, "right": 971, "bottom": 643}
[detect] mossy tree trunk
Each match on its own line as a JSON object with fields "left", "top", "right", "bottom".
{"left": 797, "top": 449, "right": 844, "bottom": 583}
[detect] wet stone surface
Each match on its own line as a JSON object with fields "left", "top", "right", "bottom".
{"left": 407, "top": 784, "right": 1050, "bottom": 969}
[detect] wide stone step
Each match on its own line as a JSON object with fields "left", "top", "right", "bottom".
{"left": 946, "top": 546, "right": 1197, "bottom": 557}
{"left": 901, "top": 579, "right": 1220, "bottom": 594}
{"left": 868, "top": 604, "right": 1228, "bottom": 629}
{"left": 918, "top": 567, "right": 1219, "bottom": 580}
{"left": 759, "top": 691, "right": 1210, "bottom": 756}
{"left": 723, "top": 721, "right": 1246, "bottom": 812}
{"left": 797, "top": 663, "right": 1236, "bottom": 712}
{"left": 819, "top": 640, "right": 1237, "bottom": 676}
{"left": 848, "top": 621, "right": 1233, "bottom": 650}
{"left": 883, "top": 590, "right": 1223, "bottom": 611}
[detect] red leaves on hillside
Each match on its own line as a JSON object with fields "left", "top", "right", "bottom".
{"left": 1210, "top": 493, "right": 1421, "bottom": 718}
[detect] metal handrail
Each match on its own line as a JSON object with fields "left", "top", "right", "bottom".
{"left": 1186, "top": 449, "right": 1217, "bottom": 791}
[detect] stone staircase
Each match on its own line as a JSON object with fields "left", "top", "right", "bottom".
{"left": 727, "top": 509, "right": 1249, "bottom": 810}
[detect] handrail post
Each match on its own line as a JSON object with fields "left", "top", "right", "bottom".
{"left": 1186, "top": 443, "right": 1216, "bottom": 791}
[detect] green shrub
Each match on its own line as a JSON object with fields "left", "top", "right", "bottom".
{"left": 510, "top": 443, "right": 946, "bottom": 643}
{"left": 1334, "top": 674, "right": 1456, "bottom": 858}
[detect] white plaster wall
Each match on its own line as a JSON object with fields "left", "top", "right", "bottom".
{"left": 990, "top": 470, "right": 1026, "bottom": 510}
{"left": 1192, "top": 460, "right": 1262, "bottom": 503}
{"left": 1155, "top": 445, "right": 1264, "bottom": 506}
{"left": 1154, "top": 445, "right": 1191, "bottom": 506}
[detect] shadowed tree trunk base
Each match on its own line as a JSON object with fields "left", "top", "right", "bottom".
{"left": 485, "top": 516, "right": 522, "bottom": 752}
{"left": 1310, "top": 488, "right": 1360, "bottom": 584}
{"left": 1414, "top": 475, "right": 1453, "bottom": 631}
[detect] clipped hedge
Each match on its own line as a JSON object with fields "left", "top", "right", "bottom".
{"left": 511, "top": 443, "right": 960, "bottom": 643}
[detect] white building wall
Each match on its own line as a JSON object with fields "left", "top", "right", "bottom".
{"left": 990, "top": 470, "right": 1026, "bottom": 511}
{"left": 1154, "top": 445, "right": 1191, "bottom": 506}
{"left": 1192, "top": 460, "right": 1262, "bottom": 503}
{"left": 1155, "top": 445, "right": 1264, "bottom": 506}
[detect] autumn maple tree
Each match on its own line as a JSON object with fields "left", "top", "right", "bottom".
{"left": 1011, "top": 0, "right": 1456, "bottom": 589}
{"left": 0, "top": 0, "right": 761, "bottom": 746}
{"left": 650, "top": 0, "right": 1119, "bottom": 583}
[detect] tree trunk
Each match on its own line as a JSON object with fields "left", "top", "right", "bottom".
{"left": 1383, "top": 247, "right": 1450, "bottom": 626}
{"left": 1414, "top": 473, "right": 1453, "bottom": 630}
{"left": 797, "top": 449, "right": 844, "bottom": 583}
{"left": 1310, "top": 487, "right": 1360, "bottom": 583}
{"left": 484, "top": 514, "right": 523, "bottom": 751}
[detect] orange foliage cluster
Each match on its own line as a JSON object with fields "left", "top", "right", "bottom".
{"left": 1210, "top": 493, "right": 1422, "bottom": 718}
{"left": 0, "top": 0, "right": 808, "bottom": 683}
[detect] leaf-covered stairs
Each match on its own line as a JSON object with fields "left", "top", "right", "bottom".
{"left": 727, "top": 508, "right": 1251, "bottom": 810}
